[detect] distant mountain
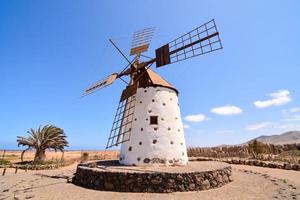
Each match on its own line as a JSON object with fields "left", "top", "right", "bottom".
{"left": 248, "top": 131, "right": 300, "bottom": 145}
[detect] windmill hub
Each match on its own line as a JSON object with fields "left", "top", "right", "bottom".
{"left": 83, "top": 20, "right": 223, "bottom": 167}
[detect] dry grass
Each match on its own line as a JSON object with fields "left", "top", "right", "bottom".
{"left": 0, "top": 150, "right": 119, "bottom": 164}
{"left": 187, "top": 146, "right": 250, "bottom": 158}
{"left": 187, "top": 146, "right": 300, "bottom": 164}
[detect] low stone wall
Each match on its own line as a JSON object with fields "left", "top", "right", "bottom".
{"left": 73, "top": 163, "right": 232, "bottom": 193}
{"left": 190, "top": 157, "right": 300, "bottom": 171}
{"left": 0, "top": 161, "right": 74, "bottom": 170}
{"left": 12, "top": 163, "right": 64, "bottom": 170}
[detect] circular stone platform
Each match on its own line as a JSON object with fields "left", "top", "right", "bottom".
{"left": 73, "top": 160, "right": 232, "bottom": 193}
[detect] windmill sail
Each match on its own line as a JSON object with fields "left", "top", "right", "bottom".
{"left": 82, "top": 73, "right": 118, "bottom": 96}
{"left": 106, "top": 94, "right": 136, "bottom": 149}
{"left": 130, "top": 27, "right": 155, "bottom": 56}
{"left": 155, "top": 19, "right": 222, "bottom": 67}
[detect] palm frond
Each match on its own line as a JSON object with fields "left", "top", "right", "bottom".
{"left": 17, "top": 124, "right": 69, "bottom": 152}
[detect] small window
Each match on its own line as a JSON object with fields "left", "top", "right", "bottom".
{"left": 150, "top": 116, "right": 158, "bottom": 125}
{"left": 128, "top": 146, "right": 132, "bottom": 151}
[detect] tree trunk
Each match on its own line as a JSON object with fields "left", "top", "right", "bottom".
{"left": 34, "top": 149, "right": 46, "bottom": 163}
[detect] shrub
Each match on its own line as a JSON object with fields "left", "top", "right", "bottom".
{"left": 80, "top": 152, "right": 89, "bottom": 162}
{"left": 0, "top": 159, "right": 10, "bottom": 165}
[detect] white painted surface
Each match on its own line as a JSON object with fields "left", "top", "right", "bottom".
{"left": 119, "top": 86, "right": 188, "bottom": 166}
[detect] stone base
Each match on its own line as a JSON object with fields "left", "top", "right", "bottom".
{"left": 73, "top": 160, "right": 232, "bottom": 193}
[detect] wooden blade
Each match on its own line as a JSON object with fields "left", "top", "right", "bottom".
{"left": 106, "top": 94, "right": 136, "bottom": 149}
{"left": 130, "top": 27, "right": 155, "bottom": 56}
{"left": 155, "top": 19, "right": 222, "bottom": 68}
{"left": 82, "top": 73, "right": 118, "bottom": 96}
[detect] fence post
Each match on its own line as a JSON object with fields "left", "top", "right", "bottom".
{"left": 1, "top": 150, "right": 6, "bottom": 161}
{"left": 15, "top": 167, "right": 18, "bottom": 174}
{"left": 2, "top": 168, "right": 6, "bottom": 176}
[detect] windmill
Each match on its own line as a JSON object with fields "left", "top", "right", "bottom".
{"left": 83, "top": 19, "right": 222, "bottom": 166}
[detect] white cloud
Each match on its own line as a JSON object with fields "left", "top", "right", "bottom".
{"left": 210, "top": 105, "right": 243, "bottom": 116}
{"left": 262, "top": 122, "right": 300, "bottom": 134}
{"left": 283, "top": 114, "right": 300, "bottom": 121}
{"left": 183, "top": 124, "right": 190, "bottom": 129}
{"left": 290, "top": 107, "right": 300, "bottom": 113}
{"left": 184, "top": 114, "right": 207, "bottom": 122}
{"left": 246, "top": 122, "right": 272, "bottom": 131}
{"left": 281, "top": 107, "right": 300, "bottom": 121}
{"left": 254, "top": 90, "right": 291, "bottom": 108}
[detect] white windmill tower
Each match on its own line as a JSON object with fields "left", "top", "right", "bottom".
{"left": 83, "top": 19, "right": 222, "bottom": 166}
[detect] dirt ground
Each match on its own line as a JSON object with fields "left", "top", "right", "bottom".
{"left": 1, "top": 161, "right": 300, "bottom": 200}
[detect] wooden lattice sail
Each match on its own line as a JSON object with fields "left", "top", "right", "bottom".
{"left": 106, "top": 95, "right": 136, "bottom": 148}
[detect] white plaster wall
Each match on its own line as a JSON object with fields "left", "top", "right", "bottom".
{"left": 119, "top": 86, "right": 188, "bottom": 166}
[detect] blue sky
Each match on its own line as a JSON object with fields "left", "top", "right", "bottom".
{"left": 0, "top": 0, "right": 299, "bottom": 150}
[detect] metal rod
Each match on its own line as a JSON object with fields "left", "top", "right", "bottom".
{"left": 109, "top": 39, "right": 132, "bottom": 65}
{"left": 140, "top": 54, "right": 153, "bottom": 59}
{"left": 118, "top": 56, "right": 137, "bottom": 76}
{"left": 119, "top": 77, "right": 128, "bottom": 84}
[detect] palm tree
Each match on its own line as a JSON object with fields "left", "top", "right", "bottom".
{"left": 17, "top": 125, "right": 69, "bottom": 163}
